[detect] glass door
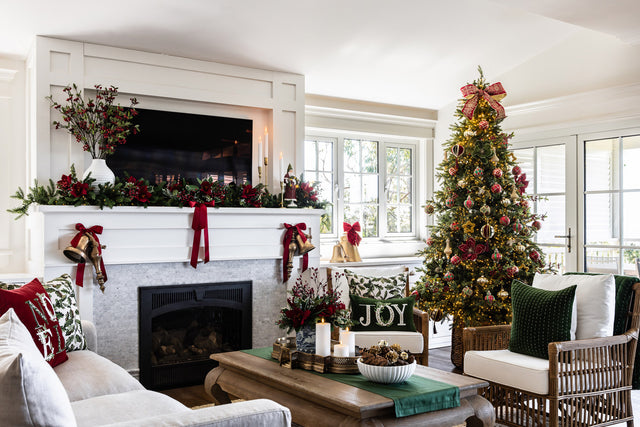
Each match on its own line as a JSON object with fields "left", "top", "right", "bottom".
{"left": 511, "top": 136, "right": 578, "bottom": 273}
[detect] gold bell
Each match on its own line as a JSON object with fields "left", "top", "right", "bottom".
{"left": 63, "top": 233, "right": 106, "bottom": 292}
{"left": 295, "top": 228, "right": 315, "bottom": 255}
{"left": 330, "top": 242, "right": 347, "bottom": 263}
{"left": 339, "top": 235, "right": 362, "bottom": 262}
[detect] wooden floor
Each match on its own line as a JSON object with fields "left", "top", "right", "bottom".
{"left": 159, "top": 346, "right": 459, "bottom": 408}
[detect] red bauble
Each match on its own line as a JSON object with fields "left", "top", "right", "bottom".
{"left": 491, "top": 249, "right": 502, "bottom": 261}
{"left": 443, "top": 272, "right": 454, "bottom": 282}
{"left": 478, "top": 120, "right": 489, "bottom": 129}
{"left": 449, "top": 167, "right": 458, "bottom": 176}
{"left": 451, "top": 144, "right": 465, "bottom": 157}
{"left": 512, "top": 165, "right": 522, "bottom": 176}
{"left": 424, "top": 204, "right": 435, "bottom": 214}
{"left": 464, "top": 196, "right": 474, "bottom": 210}
{"left": 506, "top": 265, "right": 520, "bottom": 277}
{"left": 426, "top": 237, "right": 433, "bottom": 246}
{"left": 491, "top": 183, "right": 502, "bottom": 193}
{"left": 529, "top": 250, "right": 541, "bottom": 261}
{"left": 450, "top": 222, "right": 460, "bottom": 231}
{"left": 481, "top": 224, "right": 495, "bottom": 239}
{"left": 445, "top": 198, "right": 455, "bottom": 208}
{"left": 451, "top": 255, "right": 461, "bottom": 265}
{"left": 499, "top": 216, "right": 510, "bottom": 226}
{"left": 492, "top": 168, "right": 503, "bottom": 178}
{"left": 532, "top": 220, "right": 542, "bottom": 230}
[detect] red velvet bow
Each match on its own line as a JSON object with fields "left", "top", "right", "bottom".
{"left": 460, "top": 82, "right": 507, "bottom": 120}
{"left": 343, "top": 222, "right": 362, "bottom": 246}
{"left": 70, "top": 223, "right": 107, "bottom": 287}
{"left": 189, "top": 201, "right": 214, "bottom": 268}
{"left": 282, "top": 223, "right": 308, "bottom": 282}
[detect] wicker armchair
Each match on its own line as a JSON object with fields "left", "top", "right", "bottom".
{"left": 326, "top": 266, "right": 429, "bottom": 365}
{"left": 463, "top": 277, "right": 640, "bottom": 427}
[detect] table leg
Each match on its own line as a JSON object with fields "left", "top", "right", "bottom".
{"left": 204, "top": 366, "right": 232, "bottom": 404}
{"left": 465, "top": 394, "right": 496, "bottom": 427}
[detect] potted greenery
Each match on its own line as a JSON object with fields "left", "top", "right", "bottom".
{"left": 48, "top": 84, "right": 139, "bottom": 186}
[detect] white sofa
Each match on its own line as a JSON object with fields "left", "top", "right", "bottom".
{"left": 1, "top": 309, "right": 291, "bottom": 427}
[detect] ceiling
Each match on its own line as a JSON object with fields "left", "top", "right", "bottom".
{"left": 0, "top": 0, "right": 639, "bottom": 110}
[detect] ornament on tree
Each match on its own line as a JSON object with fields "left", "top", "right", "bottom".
{"left": 491, "top": 249, "right": 502, "bottom": 262}
{"left": 450, "top": 222, "right": 460, "bottom": 231}
{"left": 443, "top": 271, "right": 454, "bottom": 282}
{"left": 451, "top": 255, "right": 461, "bottom": 265}
{"left": 512, "top": 221, "right": 524, "bottom": 233}
{"left": 515, "top": 244, "right": 526, "bottom": 252}
{"left": 458, "top": 237, "right": 487, "bottom": 260}
{"left": 506, "top": 265, "right": 520, "bottom": 277}
{"left": 445, "top": 197, "right": 455, "bottom": 208}
{"left": 477, "top": 187, "right": 487, "bottom": 196}
{"left": 444, "top": 239, "right": 452, "bottom": 257}
{"left": 484, "top": 291, "right": 495, "bottom": 303}
{"left": 473, "top": 167, "right": 483, "bottom": 177}
{"left": 462, "top": 286, "right": 473, "bottom": 296}
{"left": 464, "top": 196, "right": 474, "bottom": 210}
{"left": 490, "top": 147, "right": 499, "bottom": 164}
{"left": 507, "top": 238, "right": 516, "bottom": 247}
{"left": 501, "top": 198, "right": 511, "bottom": 206}
{"left": 521, "top": 226, "right": 532, "bottom": 236}
{"left": 480, "top": 204, "right": 491, "bottom": 215}
{"left": 491, "top": 183, "right": 502, "bottom": 193}
{"left": 430, "top": 309, "right": 444, "bottom": 322}
{"left": 520, "top": 199, "right": 529, "bottom": 208}
{"left": 458, "top": 179, "right": 467, "bottom": 188}
{"left": 449, "top": 167, "right": 458, "bottom": 176}
{"left": 464, "top": 129, "right": 476, "bottom": 137}
{"left": 426, "top": 237, "right": 433, "bottom": 246}
{"left": 424, "top": 204, "right": 435, "bottom": 214}
{"left": 499, "top": 216, "right": 510, "bottom": 226}
{"left": 451, "top": 144, "right": 465, "bottom": 157}
{"left": 529, "top": 250, "right": 541, "bottom": 262}
{"left": 497, "top": 288, "right": 509, "bottom": 299}
{"left": 532, "top": 220, "right": 542, "bottom": 230}
{"left": 480, "top": 223, "right": 494, "bottom": 239}
{"left": 478, "top": 120, "right": 489, "bottom": 129}
{"left": 462, "top": 221, "right": 475, "bottom": 234}
{"left": 512, "top": 165, "right": 522, "bottom": 176}
{"left": 492, "top": 168, "right": 503, "bottom": 178}
{"left": 477, "top": 276, "right": 489, "bottom": 285}
{"left": 510, "top": 186, "right": 520, "bottom": 201}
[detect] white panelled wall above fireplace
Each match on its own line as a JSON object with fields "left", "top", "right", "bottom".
{"left": 28, "top": 36, "right": 305, "bottom": 193}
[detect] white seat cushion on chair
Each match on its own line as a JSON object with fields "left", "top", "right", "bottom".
{"left": 464, "top": 349, "right": 550, "bottom": 395}
{"left": 533, "top": 273, "right": 615, "bottom": 340}
{"left": 353, "top": 330, "right": 424, "bottom": 353}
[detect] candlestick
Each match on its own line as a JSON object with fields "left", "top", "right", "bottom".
{"left": 339, "top": 328, "right": 356, "bottom": 357}
{"left": 280, "top": 181, "right": 285, "bottom": 208}
{"left": 334, "top": 341, "right": 349, "bottom": 357}
{"left": 315, "top": 319, "right": 331, "bottom": 357}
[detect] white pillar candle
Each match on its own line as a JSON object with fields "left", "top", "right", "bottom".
{"left": 315, "top": 319, "right": 331, "bottom": 356}
{"left": 258, "top": 137, "right": 263, "bottom": 162}
{"left": 264, "top": 127, "right": 269, "bottom": 160}
{"left": 334, "top": 341, "right": 349, "bottom": 357}
{"left": 339, "top": 328, "right": 356, "bottom": 356}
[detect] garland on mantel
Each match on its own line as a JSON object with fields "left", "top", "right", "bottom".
{"left": 8, "top": 165, "right": 327, "bottom": 218}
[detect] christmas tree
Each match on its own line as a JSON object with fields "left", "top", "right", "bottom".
{"left": 415, "top": 68, "right": 547, "bottom": 331}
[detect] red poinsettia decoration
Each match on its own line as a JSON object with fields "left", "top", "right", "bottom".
{"left": 70, "top": 182, "right": 89, "bottom": 198}
{"left": 458, "top": 237, "right": 487, "bottom": 261}
{"left": 516, "top": 173, "right": 529, "bottom": 195}
{"left": 240, "top": 184, "right": 262, "bottom": 207}
{"left": 124, "top": 176, "right": 152, "bottom": 203}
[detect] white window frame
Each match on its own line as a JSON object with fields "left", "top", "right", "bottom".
{"left": 305, "top": 128, "right": 427, "bottom": 257}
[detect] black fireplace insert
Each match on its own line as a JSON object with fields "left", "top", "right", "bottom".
{"left": 138, "top": 281, "right": 252, "bottom": 390}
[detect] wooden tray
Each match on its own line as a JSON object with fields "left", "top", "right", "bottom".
{"left": 271, "top": 338, "right": 359, "bottom": 374}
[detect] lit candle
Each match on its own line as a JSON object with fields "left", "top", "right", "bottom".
{"left": 339, "top": 328, "right": 356, "bottom": 356}
{"left": 334, "top": 341, "right": 349, "bottom": 357}
{"left": 315, "top": 318, "right": 331, "bottom": 357}
{"left": 258, "top": 137, "right": 263, "bottom": 161}
{"left": 264, "top": 127, "right": 269, "bottom": 160}
{"left": 279, "top": 152, "right": 284, "bottom": 179}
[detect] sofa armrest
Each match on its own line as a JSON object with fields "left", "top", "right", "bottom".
{"left": 102, "top": 399, "right": 292, "bottom": 427}
{"left": 81, "top": 319, "right": 98, "bottom": 352}
{"left": 463, "top": 324, "right": 511, "bottom": 354}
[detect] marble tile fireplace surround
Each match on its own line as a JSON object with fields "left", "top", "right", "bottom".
{"left": 31, "top": 206, "right": 322, "bottom": 375}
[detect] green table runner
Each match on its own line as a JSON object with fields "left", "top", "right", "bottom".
{"left": 242, "top": 347, "right": 460, "bottom": 418}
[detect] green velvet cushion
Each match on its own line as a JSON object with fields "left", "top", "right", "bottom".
{"left": 350, "top": 294, "right": 416, "bottom": 332}
{"left": 565, "top": 272, "right": 640, "bottom": 388}
{"left": 509, "top": 280, "right": 577, "bottom": 359}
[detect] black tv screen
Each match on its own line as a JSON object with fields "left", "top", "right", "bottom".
{"left": 108, "top": 108, "right": 253, "bottom": 185}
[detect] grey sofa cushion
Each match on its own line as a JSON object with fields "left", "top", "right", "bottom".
{"left": 71, "top": 389, "right": 187, "bottom": 426}
{"left": 54, "top": 350, "right": 144, "bottom": 402}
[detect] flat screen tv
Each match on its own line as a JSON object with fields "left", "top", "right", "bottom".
{"left": 108, "top": 108, "right": 253, "bottom": 185}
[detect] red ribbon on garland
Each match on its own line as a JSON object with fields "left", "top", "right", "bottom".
{"left": 460, "top": 82, "right": 507, "bottom": 120}
{"left": 189, "top": 201, "right": 214, "bottom": 268}
{"left": 283, "top": 222, "right": 308, "bottom": 282}
{"left": 343, "top": 221, "right": 362, "bottom": 246}
{"left": 70, "top": 223, "right": 107, "bottom": 287}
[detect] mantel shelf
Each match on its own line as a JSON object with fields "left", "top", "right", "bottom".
{"left": 30, "top": 205, "right": 323, "bottom": 270}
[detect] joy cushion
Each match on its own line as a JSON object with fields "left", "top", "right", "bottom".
{"left": 350, "top": 294, "right": 416, "bottom": 332}
{"left": 509, "top": 280, "right": 576, "bottom": 359}
{"left": 0, "top": 278, "right": 68, "bottom": 367}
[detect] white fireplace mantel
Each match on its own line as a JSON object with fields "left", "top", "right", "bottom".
{"left": 30, "top": 205, "right": 323, "bottom": 270}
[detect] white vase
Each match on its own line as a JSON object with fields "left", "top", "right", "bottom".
{"left": 83, "top": 159, "right": 115, "bottom": 186}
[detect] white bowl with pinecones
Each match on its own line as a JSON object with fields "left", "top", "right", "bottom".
{"left": 357, "top": 340, "right": 416, "bottom": 384}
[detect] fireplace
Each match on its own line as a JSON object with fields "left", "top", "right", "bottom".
{"left": 138, "top": 281, "right": 252, "bottom": 390}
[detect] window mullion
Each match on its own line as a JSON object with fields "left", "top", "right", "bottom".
{"left": 380, "top": 141, "right": 387, "bottom": 239}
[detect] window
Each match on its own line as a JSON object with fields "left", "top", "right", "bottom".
{"left": 304, "top": 133, "right": 418, "bottom": 241}
{"left": 583, "top": 133, "right": 640, "bottom": 275}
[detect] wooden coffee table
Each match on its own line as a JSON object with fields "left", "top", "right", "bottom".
{"left": 205, "top": 351, "right": 494, "bottom": 426}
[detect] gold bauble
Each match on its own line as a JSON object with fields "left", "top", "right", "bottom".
{"left": 497, "top": 288, "right": 509, "bottom": 299}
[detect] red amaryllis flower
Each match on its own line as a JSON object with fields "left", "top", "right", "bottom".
{"left": 70, "top": 182, "right": 89, "bottom": 198}
{"left": 299, "top": 182, "right": 318, "bottom": 201}
{"left": 458, "top": 237, "right": 487, "bottom": 261}
{"left": 241, "top": 184, "right": 261, "bottom": 207}
{"left": 57, "top": 174, "right": 74, "bottom": 191}
{"left": 200, "top": 180, "right": 213, "bottom": 195}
